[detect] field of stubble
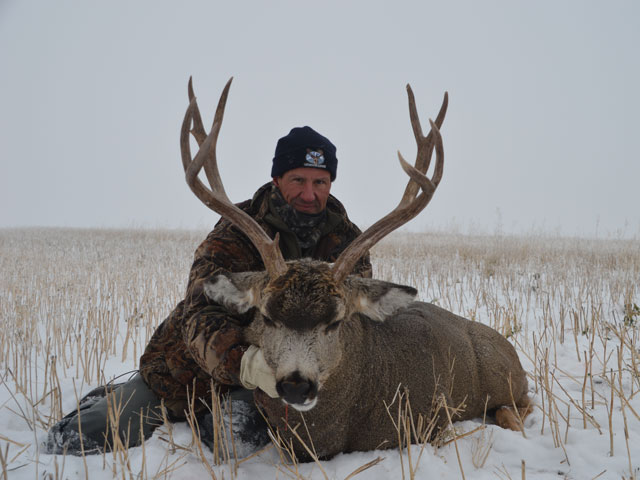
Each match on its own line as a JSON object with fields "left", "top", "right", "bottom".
{"left": 0, "top": 228, "right": 638, "bottom": 480}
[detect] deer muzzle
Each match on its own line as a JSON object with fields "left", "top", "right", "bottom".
{"left": 276, "top": 371, "right": 319, "bottom": 411}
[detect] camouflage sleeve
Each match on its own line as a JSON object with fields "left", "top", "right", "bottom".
{"left": 180, "top": 223, "right": 263, "bottom": 385}
{"left": 138, "top": 221, "right": 262, "bottom": 411}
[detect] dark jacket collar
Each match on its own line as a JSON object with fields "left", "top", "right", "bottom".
{"left": 247, "top": 182, "right": 346, "bottom": 259}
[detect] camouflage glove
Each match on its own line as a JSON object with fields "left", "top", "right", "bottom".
{"left": 240, "top": 345, "right": 279, "bottom": 398}
{"left": 210, "top": 324, "right": 249, "bottom": 386}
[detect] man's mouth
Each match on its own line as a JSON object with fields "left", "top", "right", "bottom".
{"left": 292, "top": 201, "right": 320, "bottom": 213}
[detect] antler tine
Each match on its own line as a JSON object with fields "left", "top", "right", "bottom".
{"left": 186, "top": 77, "right": 232, "bottom": 199}
{"left": 202, "top": 77, "right": 232, "bottom": 199}
{"left": 401, "top": 87, "right": 448, "bottom": 206}
{"left": 331, "top": 88, "right": 446, "bottom": 283}
{"left": 180, "top": 78, "right": 287, "bottom": 279}
{"left": 188, "top": 77, "right": 207, "bottom": 145}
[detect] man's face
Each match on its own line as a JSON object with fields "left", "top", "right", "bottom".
{"left": 273, "top": 168, "right": 332, "bottom": 214}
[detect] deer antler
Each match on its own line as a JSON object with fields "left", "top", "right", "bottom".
{"left": 331, "top": 86, "right": 448, "bottom": 283}
{"left": 180, "top": 77, "right": 287, "bottom": 279}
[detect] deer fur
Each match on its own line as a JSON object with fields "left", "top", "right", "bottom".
{"left": 204, "top": 259, "right": 530, "bottom": 460}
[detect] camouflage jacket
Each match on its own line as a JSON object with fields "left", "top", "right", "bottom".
{"left": 139, "top": 182, "right": 372, "bottom": 416}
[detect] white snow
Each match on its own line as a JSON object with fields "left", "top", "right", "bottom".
{"left": 1, "top": 228, "right": 638, "bottom": 479}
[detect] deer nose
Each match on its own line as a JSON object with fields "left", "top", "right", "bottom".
{"left": 276, "top": 372, "right": 318, "bottom": 405}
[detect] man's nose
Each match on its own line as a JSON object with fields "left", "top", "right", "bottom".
{"left": 299, "top": 182, "right": 315, "bottom": 202}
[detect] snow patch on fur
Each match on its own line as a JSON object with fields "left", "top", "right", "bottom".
{"left": 204, "top": 276, "right": 255, "bottom": 313}
{"left": 357, "top": 288, "right": 415, "bottom": 321}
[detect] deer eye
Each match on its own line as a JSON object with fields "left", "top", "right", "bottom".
{"left": 263, "top": 316, "right": 277, "bottom": 327}
{"left": 325, "top": 321, "right": 341, "bottom": 333}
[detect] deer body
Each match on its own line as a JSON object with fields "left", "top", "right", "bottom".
{"left": 205, "top": 260, "right": 529, "bottom": 459}
{"left": 263, "top": 313, "right": 524, "bottom": 456}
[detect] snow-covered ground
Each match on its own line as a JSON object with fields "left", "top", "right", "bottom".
{"left": 1, "top": 228, "right": 638, "bottom": 479}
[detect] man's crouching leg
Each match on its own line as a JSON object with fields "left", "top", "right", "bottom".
{"left": 45, "top": 373, "right": 164, "bottom": 455}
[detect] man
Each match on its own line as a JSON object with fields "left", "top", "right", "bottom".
{"left": 46, "top": 126, "right": 371, "bottom": 454}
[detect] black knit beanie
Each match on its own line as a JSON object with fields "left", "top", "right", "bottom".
{"left": 271, "top": 126, "right": 338, "bottom": 181}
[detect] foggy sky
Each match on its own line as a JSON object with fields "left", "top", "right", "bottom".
{"left": 1, "top": 1, "right": 638, "bottom": 238}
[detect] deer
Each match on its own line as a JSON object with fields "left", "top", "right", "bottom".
{"left": 180, "top": 77, "right": 532, "bottom": 460}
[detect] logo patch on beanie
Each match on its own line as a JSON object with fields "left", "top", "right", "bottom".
{"left": 304, "top": 149, "right": 326, "bottom": 168}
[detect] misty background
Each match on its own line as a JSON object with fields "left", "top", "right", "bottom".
{"left": 1, "top": 1, "right": 638, "bottom": 238}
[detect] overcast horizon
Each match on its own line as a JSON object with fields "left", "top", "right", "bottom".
{"left": 1, "top": 1, "right": 639, "bottom": 239}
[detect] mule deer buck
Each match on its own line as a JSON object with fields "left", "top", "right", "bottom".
{"left": 181, "top": 78, "right": 531, "bottom": 460}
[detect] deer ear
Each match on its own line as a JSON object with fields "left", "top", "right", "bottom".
{"left": 345, "top": 277, "right": 418, "bottom": 321}
{"left": 204, "top": 271, "right": 268, "bottom": 313}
